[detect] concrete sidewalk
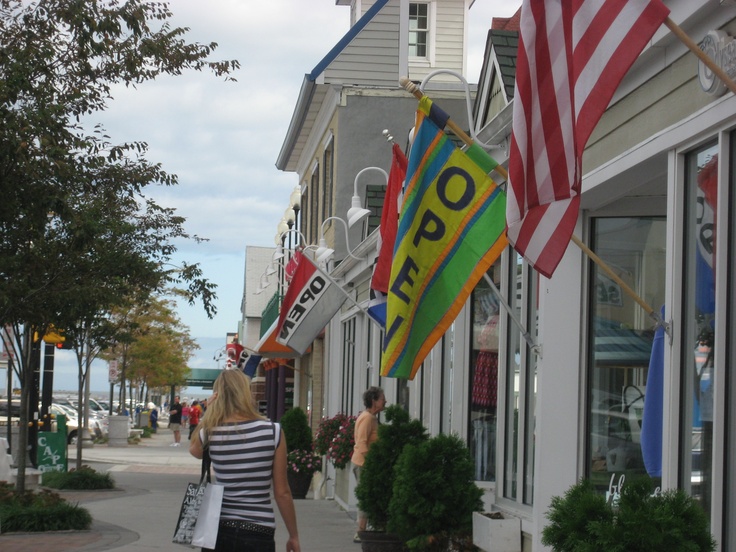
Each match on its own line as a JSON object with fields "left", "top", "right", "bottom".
{"left": 0, "top": 428, "right": 359, "bottom": 551}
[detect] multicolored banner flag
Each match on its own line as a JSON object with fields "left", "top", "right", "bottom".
{"left": 367, "top": 143, "right": 408, "bottom": 329}
{"left": 276, "top": 250, "right": 347, "bottom": 355}
{"left": 381, "top": 97, "right": 507, "bottom": 379}
{"left": 507, "top": 0, "right": 669, "bottom": 278}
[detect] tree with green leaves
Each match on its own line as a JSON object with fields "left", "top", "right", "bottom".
{"left": 109, "top": 294, "right": 198, "bottom": 406}
{"left": 0, "top": 0, "right": 238, "bottom": 491}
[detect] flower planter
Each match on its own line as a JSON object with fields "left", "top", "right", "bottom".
{"left": 358, "top": 530, "right": 406, "bottom": 552}
{"left": 287, "top": 470, "right": 313, "bottom": 499}
{"left": 472, "top": 511, "right": 521, "bottom": 552}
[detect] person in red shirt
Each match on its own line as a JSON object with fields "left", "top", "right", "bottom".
{"left": 188, "top": 400, "right": 202, "bottom": 440}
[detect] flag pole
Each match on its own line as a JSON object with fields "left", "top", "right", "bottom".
{"left": 398, "top": 77, "right": 669, "bottom": 334}
{"left": 304, "top": 253, "right": 384, "bottom": 329}
{"left": 482, "top": 273, "right": 540, "bottom": 356}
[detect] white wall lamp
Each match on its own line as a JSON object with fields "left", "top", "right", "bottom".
{"left": 347, "top": 167, "right": 389, "bottom": 227}
{"left": 315, "top": 216, "right": 367, "bottom": 265}
{"left": 254, "top": 273, "right": 271, "bottom": 295}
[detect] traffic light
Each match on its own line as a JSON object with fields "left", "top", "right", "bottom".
{"left": 56, "top": 340, "right": 74, "bottom": 350}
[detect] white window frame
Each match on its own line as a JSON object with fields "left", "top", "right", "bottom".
{"left": 408, "top": 1, "right": 436, "bottom": 66}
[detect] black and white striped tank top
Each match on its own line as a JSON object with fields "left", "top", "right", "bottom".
{"left": 207, "top": 420, "right": 281, "bottom": 528}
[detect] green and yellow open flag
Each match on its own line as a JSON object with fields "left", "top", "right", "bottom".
{"left": 381, "top": 97, "right": 507, "bottom": 379}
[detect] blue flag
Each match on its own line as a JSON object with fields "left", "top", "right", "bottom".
{"left": 640, "top": 312, "right": 665, "bottom": 478}
{"left": 242, "top": 354, "right": 262, "bottom": 378}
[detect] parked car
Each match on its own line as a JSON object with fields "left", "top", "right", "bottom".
{"left": 50, "top": 403, "right": 106, "bottom": 444}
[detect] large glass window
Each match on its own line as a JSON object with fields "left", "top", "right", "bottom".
{"left": 501, "top": 253, "right": 538, "bottom": 504}
{"left": 587, "top": 217, "right": 665, "bottom": 490}
{"left": 728, "top": 131, "right": 736, "bottom": 552}
{"left": 681, "top": 142, "right": 718, "bottom": 517}
{"left": 342, "top": 317, "right": 356, "bottom": 414}
{"left": 310, "top": 169, "right": 320, "bottom": 246}
{"left": 323, "top": 140, "right": 334, "bottom": 221}
{"left": 469, "top": 262, "right": 501, "bottom": 482}
{"left": 523, "top": 270, "right": 538, "bottom": 505}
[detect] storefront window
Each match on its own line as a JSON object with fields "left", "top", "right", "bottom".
{"left": 523, "top": 272, "right": 538, "bottom": 505}
{"left": 504, "top": 255, "right": 522, "bottom": 500}
{"left": 587, "top": 217, "right": 665, "bottom": 489}
{"left": 727, "top": 132, "right": 736, "bottom": 551}
{"left": 682, "top": 142, "right": 718, "bottom": 517}
{"left": 341, "top": 317, "right": 356, "bottom": 414}
{"left": 469, "top": 261, "right": 501, "bottom": 482}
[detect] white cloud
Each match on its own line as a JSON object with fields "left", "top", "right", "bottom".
{"left": 46, "top": 0, "right": 522, "bottom": 391}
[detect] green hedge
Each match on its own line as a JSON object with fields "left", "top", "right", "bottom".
{"left": 0, "top": 484, "right": 92, "bottom": 533}
{"left": 42, "top": 466, "right": 115, "bottom": 490}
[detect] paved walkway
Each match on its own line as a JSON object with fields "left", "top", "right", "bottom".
{"left": 0, "top": 428, "right": 359, "bottom": 551}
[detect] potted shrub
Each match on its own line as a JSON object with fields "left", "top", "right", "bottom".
{"left": 280, "top": 407, "right": 313, "bottom": 452}
{"left": 355, "top": 405, "right": 428, "bottom": 551}
{"left": 388, "top": 433, "right": 483, "bottom": 551}
{"left": 542, "top": 477, "right": 716, "bottom": 551}
{"left": 280, "top": 407, "right": 316, "bottom": 498}
{"left": 286, "top": 448, "right": 322, "bottom": 499}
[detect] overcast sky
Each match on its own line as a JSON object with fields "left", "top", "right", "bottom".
{"left": 15, "top": 0, "right": 522, "bottom": 394}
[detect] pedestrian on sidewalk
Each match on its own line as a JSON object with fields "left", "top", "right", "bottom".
{"left": 190, "top": 369, "right": 301, "bottom": 552}
{"left": 188, "top": 400, "right": 202, "bottom": 440}
{"left": 148, "top": 402, "right": 159, "bottom": 433}
{"left": 169, "top": 395, "right": 182, "bottom": 446}
{"left": 350, "top": 386, "right": 386, "bottom": 542}
{"left": 182, "top": 401, "right": 190, "bottom": 429}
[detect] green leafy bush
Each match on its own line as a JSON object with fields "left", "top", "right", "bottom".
{"left": 388, "top": 433, "right": 483, "bottom": 550}
{"left": 280, "top": 407, "right": 313, "bottom": 452}
{"left": 355, "top": 405, "right": 428, "bottom": 531}
{"left": 0, "top": 483, "right": 92, "bottom": 533}
{"left": 42, "top": 466, "right": 115, "bottom": 490}
{"left": 542, "top": 477, "right": 716, "bottom": 552}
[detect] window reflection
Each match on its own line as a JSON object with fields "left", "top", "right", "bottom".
{"left": 683, "top": 142, "right": 718, "bottom": 517}
{"left": 588, "top": 217, "right": 665, "bottom": 489}
{"left": 469, "top": 262, "right": 501, "bottom": 482}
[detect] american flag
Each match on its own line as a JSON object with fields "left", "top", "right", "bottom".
{"left": 506, "top": 0, "right": 669, "bottom": 278}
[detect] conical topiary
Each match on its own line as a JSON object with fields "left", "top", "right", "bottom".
{"left": 279, "top": 407, "right": 313, "bottom": 452}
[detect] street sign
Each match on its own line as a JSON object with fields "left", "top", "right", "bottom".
{"left": 108, "top": 360, "right": 119, "bottom": 383}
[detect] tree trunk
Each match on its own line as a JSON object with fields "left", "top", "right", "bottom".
{"left": 16, "top": 329, "right": 33, "bottom": 493}
{"left": 76, "top": 363, "right": 84, "bottom": 469}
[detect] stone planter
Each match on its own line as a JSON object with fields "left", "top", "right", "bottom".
{"left": 107, "top": 415, "right": 130, "bottom": 447}
{"left": 287, "top": 470, "right": 313, "bottom": 499}
{"left": 472, "top": 511, "right": 521, "bottom": 552}
{"left": 358, "top": 530, "right": 406, "bottom": 552}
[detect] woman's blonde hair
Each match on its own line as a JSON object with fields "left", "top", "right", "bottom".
{"left": 198, "top": 369, "right": 264, "bottom": 433}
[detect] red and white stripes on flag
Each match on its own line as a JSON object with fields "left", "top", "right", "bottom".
{"left": 506, "top": 0, "right": 669, "bottom": 278}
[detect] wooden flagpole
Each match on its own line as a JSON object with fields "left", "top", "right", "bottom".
{"left": 398, "top": 77, "right": 667, "bottom": 331}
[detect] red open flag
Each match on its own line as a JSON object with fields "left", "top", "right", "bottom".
{"left": 506, "top": 0, "right": 669, "bottom": 278}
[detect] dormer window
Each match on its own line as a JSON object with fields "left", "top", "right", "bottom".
{"left": 409, "top": 3, "right": 429, "bottom": 58}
